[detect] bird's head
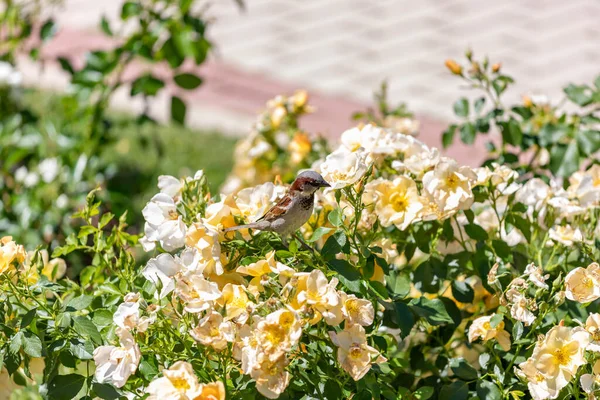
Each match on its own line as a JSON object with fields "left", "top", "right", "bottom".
{"left": 290, "top": 170, "right": 330, "bottom": 195}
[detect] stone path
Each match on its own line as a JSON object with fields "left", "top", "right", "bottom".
{"left": 18, "top": 0, "right": 600, "bottom": 166}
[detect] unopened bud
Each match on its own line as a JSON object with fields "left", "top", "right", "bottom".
{"left": 445, "top": 59, "right": 463, "bottom": 75}
{"left": 492, "top": 63, "right": 501, "bottom": 73}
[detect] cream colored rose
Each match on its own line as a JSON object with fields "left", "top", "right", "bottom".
{"left": 467, "top": 315, "right": 511, "bottom": 351}
{"left": 340, "top": 292, "right": 374, "bottom": 327}
{"left": 549, "top": 225, "right": 583, "bottom": 246}
{"left": 363, "top": 177, "right": 423, "bottom": 230}
{"left": 565, "top": 263, "right": 600, "bottom": 303}
{"left": 185, "top": 222, "right": 223, "bottom": 276}
{"left": 422, "top": 158, "right": 476, "bottom": 215}
{"left": 191, "top": 311, "right": 235, "bottom": 351}
{"left": 0, "top": 236, "right": 26, "bottom": 274}
{"left": 329, "top": 324, "right": 386, "bottom": 381}
{"left": 319, "top": 147, "right": 367, "bottom": 190}
{"left": 146, "top": 361, "right": 201, "bottom": 400}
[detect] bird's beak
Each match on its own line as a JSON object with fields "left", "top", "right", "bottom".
{"left": 321, "top": 181, "right": 331, "bottom": 188}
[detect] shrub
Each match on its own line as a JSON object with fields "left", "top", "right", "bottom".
{"left": 3, "top": 69, "right": 600, "bottom": 399}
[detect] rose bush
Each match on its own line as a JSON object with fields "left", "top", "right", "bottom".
{"left": 2, "top": 53, "right": 600, "bottom": 400}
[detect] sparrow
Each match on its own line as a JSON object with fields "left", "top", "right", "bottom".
{"left": 224, "top": 170, "right": 330, "bottom": 239}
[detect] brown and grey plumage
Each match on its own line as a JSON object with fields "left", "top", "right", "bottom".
{"left": 223, "top": 170, "right": 330, "bottom": 237}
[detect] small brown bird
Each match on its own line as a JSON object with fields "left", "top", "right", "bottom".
{"left": 224, "top": 171, "right": 330, "bottom": 238}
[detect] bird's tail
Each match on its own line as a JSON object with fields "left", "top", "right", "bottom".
{"left": 223, "top": 223, "right": 262, "bottom": 233}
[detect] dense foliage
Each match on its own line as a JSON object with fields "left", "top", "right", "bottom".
{"left": 3, "top": 8, "right": 600, "bottom": 398}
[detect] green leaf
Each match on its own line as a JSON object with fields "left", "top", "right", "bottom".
{"left": 121, "top": 2, "right": 142, "bottom": 19}
{"left": 564, "top": 84, "right": 593, "bottom": 106}
{"left": 442, "top": 125, "right": 457, "bottom": 148}
{"left": 92, "top": 382, "right": 121, "bottom": 400}
{"left": 393, "top": 302, "right": 415, "bottom": 338}
{"left": 321, "top": 231, "right": 348, "bottom": 259}
{"left": 131, "top": 74, "right": 165, "bottom": 97}
{"left": 460, "top": 123, "right": 476, "bottom": 145}
{"left": 413, "top": 387, "right": 434, "bottom": 400}
{"left": 100, "top": 15, "right": 113, "bottom": 36}
{"left": 513, "top": 320, "right": 524, "bottom": 341}
{"left": 464, "top": 224, "right": 488, "bottom": 241}
{"left": 439, "top": 381, "right": 468, "bottom": 400}
{"left": 538, "top": 124, "right": 567, "bottom": 147}
{"left": 66, "top": 295, "right": 94, "bottom": 311}
{"left": 92, "top": 309, "right": 114, "bottom": 327}
{"left": 9, "top": 332, "right": 23, "bottom": 355}
{"left": 40, "top": 19, "right": 57, "bottom": 41}
{"left": 387, "top": 271, "right": 411, "bottom": 298}
{"left": 450, "top": 358, "right": 478, "bottom": 380}
{"left": 474, "top": 97, "right": 486, "bottom": 114}
{"left": 453, "top": 98, "right": 469, "bottom": 117}
{"left": 490, "top": 313, "right": 504, "bottom": 329}
{"left": 23, "top": 331, "right": 42, "bottom": 357}
{"left": 139, "top": 357, "right": 159, "bottom": 380}
{"left": 476, "top": 380, "right": 502, "bottom": 400}
{"left": 73, "top": 316, "right": 102, "bottom": 344}
{"left": 577, "top": 129, "right": 600, "bottom": 156}
{"left": 173, "top": 73, "right": 203, "bottom": 90}
{"left": 47, "top": 374, "right": 86, "bottom": 400}
{"left": 501, "top": 119, "right": 523, "bottom": 146}
{"left": 327, "top": 208, "right": 343, "bottom": 227}
{"left": 308, "top": 227, "right": 333, "bottom": 243}
{"left": 327, "top": 259, "right": 361, "bottom": 281}
{"left": 492, "top": 239, "right": 511, "bottom": 258}
{"left": 69, "top": 339, "right": 94, "bottom": 360}
{"left": 171, "top": 95, "right": 187, "bottom": 124}
{"left": 551, "top": 141, "right": 579, "bottom": 177}
{"left": 20, "top": 309, "right": 36, "bottom": 328}
{"left": 409, "top": 297, "right": 454, "bottom": 326}
{"left": 451, "top": 280, "right": 474, "bottom": 303}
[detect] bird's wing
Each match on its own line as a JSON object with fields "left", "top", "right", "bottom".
{"left": 258, "top": 195, "right": 292, "bottom": 222}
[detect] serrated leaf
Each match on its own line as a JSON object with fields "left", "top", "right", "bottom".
{"left": 327, "top": 208, "right": 343, "bottom": 227}
{"left": 73, "top": 316, "right": 102, "bottom": 344}
{"left": 9, "top": 331, "right": 23, "bottom": 355}
{"left": 387, "top": 271, "right": 411, "bottom": 298}
{"left": 409, "top": 297, "right": 453, "bottom": 326}
{"left": 23, "top": 331, "right": 42, "bottom": 357}
{"left": 513, "top": 321, "right": 524, "bottom": 341}
{"left": 308, "top": 227, "right": 333, "bottom": 243}
{"left": 20, "top": 309, "right": 36, "bottom": 328}
{"left": 66, "top": 295, "right": 93, "bottom": 311}
{"left": 460, "top": 123, "right": 476, "bottom": 145}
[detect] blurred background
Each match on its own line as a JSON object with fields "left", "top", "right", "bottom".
{"left": 22, "top": 0, "right": 600, "bottom": 148}
{"left": 2, "top": 0, "right": 600, "bottom": 248}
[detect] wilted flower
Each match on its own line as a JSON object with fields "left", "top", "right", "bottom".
{"left": 506, "top": 288, "right": 536, "bottom": 326}
{"left": 93, "top": 328, "right": 141, "bottom": 388}
{"left": 468, "top": 315, "right": 511, "bottom": 351}
{"left": 565, "top": 263, "right": 600, "bottom": 303}
{"left": 524, "top": 263, "right": 549, "bottom": 290}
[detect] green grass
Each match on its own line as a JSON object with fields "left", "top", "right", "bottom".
{"left": 21, "top": 89, "right": 238, "bottom": 222}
